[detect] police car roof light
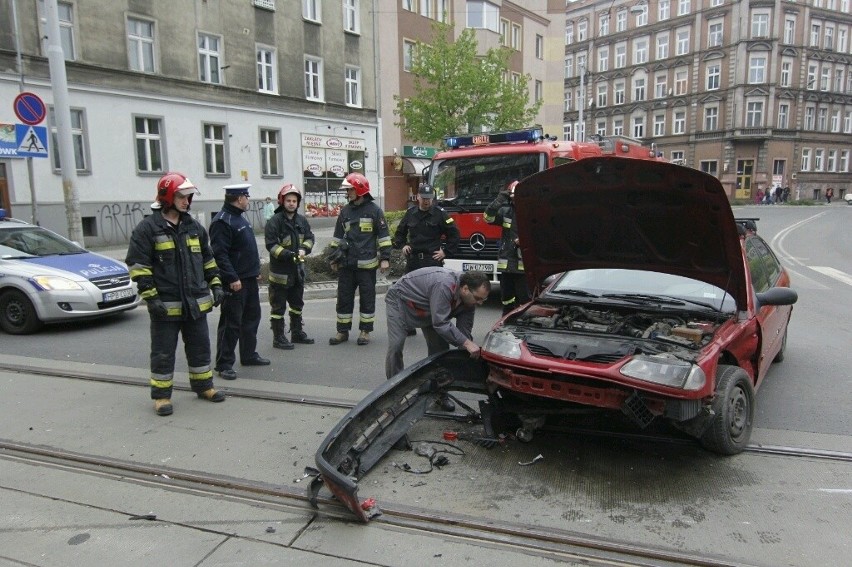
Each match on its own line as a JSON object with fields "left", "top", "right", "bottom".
{"left": 444, "top": 126, "right": 544, "bottom": 149}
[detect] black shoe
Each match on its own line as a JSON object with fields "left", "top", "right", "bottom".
{"left": 217, "top": 369, "right": 237, "bottom": 380}
{"left": 242, "top": 356, "right": 271, "bottom": 366}
{"left": 273, "top": 336, "right": 295, "bottom": 350}
{"left": 291, "top": 331, "right": 315, "bottom": 344}
{"left": 436, "top": 394, "right": 455, "bottom": 412}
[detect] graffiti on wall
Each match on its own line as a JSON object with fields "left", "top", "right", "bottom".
{"left": 98, "top": 202, "right": 146, "bottom": 244}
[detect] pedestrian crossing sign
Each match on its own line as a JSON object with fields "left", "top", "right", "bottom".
{"left": 15, "top": 124, "right": 49, "bottom": 158}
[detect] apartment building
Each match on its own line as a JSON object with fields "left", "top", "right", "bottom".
{"left": 563, "top": 0, "right": 851, "bottom": 201}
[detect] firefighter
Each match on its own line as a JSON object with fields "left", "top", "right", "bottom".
{"left": 265, "top": 183, "right": 316, "bottom": 349}
{"left": 484, "top": 180, "right": 529, "bottom": 315}
{"left": 392, "top": 182, "right": 460, "bottom": 272}
{"left": 327, "top": 173, "right": 392, "bottom": 346}
{"left": 210, "top": 184, "right": 270, "bottom": 380}
{"left": 126, "top": 172, "right": 226, "bottom": 416}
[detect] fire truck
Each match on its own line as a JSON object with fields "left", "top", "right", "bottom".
{"left": 426, "top": 126, "right": 665, "bottom": 282}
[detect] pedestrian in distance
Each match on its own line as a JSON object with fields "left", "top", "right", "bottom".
{"left": 484, "top": 180, "right": 530, "bottom": 315}
{"left": 327, "top": 173, "right": 392, "bottom": 346}
{"left": 126, "top": 172, "right": 227, "bottom": 416}
{"left": 210, "top": 184, "right": 270, "bottom": 381}
{"left": 385, "top": 268, "right": 491, "bottom": 411}
{"left": 263, "top": 197, "right": 276, "bottom": 222}
{"left": 265, "top": 183, "right": 316, "bottom": 350}
{"left": 826, "top": 187, "right": 834, "bottom": 204}
{"left": 755, "top": 189, "right": 764, "bottom": 205}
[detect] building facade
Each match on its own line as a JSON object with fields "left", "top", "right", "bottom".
{"left": 563, "top": 0, "right": 851, "bottom": 201}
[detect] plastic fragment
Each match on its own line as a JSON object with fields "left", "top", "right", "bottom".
{"left": 518, "top": 454, "right": 544, "bottom": 466}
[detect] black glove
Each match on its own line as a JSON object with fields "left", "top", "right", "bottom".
{"left": 281, "top": 249, "right": 296, "bottom": 262}
{"left": 498, "top": 190, "right": 512, "bottom": 202}
{"left": 146, "top": 298, "right": 168, "bottom": 318}
{"left": 212, "top": 286, "right": 225, "bottom": 307}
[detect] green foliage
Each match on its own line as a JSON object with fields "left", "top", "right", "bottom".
{"left": 394, "top": 22, "right": 542, "bottom": 145}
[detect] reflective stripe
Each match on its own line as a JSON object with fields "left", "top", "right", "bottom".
{"left": 270, "top": 313, "right": 284, "bottom": 320}
{"left": 445, "top": 218, "right": 455, "bottom": 225}
{"left": 271, "top": 244, "right": 287, "bottom": 258}
{"left": 128, "top": 265, "right": 153, "bottom": 278}
{"left": 150, "top": 378, "right": 173, "bottom": 389}
{"left": 204, "top": 259, "right": 217, "bottom": 270}
{"left": 186, "top": 236, "right": 201, "bottom": 253}
{"left": 302, "top": 239, "right": 314, "bottom": 251}
{"left": 288, "top": 307, "right": 302, "bottom": 316}
{"left": 497, "top": 260, "right": 508, "bottom": 270}
{"left": 189, "top": 369, "right": 213, "bottom": 381}
{"left": 209, "top": 276, "right": 222, "bottom": 287}
{"left": 360, "top": 314, "right": 375, "bottom": 323}
{"left": 502, "top": 297, "right": 516, "bottom": 306}
{"left": 154, "top": 237, "right": 175, "bottom": 251}
{"left": 188, "top": 364, "right": 211, "bottom": 374}
{"left": 483, "top": 213, "right": 495, "bottom": 223}
{"left": 269, "top": 272, "right": 289, "bottom": 285}
{"left": 140, "top": 288, "right": 158, "bottom": 299}
{"left": 336, "top": 314, "right": 353, "bottom": 324}
{"left": 502, "top": 220, "right": 512, "bottom": 229}
{"left": 358, "top": 257, "right": 379, "bottom": 269}
{"left": 378, "top": 236, "right": 392, "bottom": 248}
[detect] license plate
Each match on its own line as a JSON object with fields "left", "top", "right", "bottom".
{"left": 103, "top": 288, "right": 135, "bottom": 302}
{"left": 462, "top": 262, "right": 493, "bottom": 273}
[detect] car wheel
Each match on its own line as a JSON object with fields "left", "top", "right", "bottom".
{"left": 701, "top": 365, "right": 755, "bottom": 455}
{"left": 0, "top": 290, "right": 44, "bottom": 335}
{"left": 773, "top": 329, "right": 787, "bottom": 363}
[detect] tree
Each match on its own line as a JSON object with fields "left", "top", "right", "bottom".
{"left": 394, "top": 22, "right": 542, "bottom": 145}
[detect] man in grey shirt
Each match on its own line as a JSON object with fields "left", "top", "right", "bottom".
{"left": 385, "top": 268, "right": 491, "bottom": 409}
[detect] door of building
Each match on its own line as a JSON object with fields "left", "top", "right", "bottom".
{"left": 0, "top": 162, "right": 11, "bottom": 214}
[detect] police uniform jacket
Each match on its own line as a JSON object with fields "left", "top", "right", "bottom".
{"left": 126, "top": 210, "right": 221, "bottom": 320}
{"left": 265, "top": 206, "right": 315, "bottom": 287}
{"left": 392, "top": 204, "right": 460, "bottom": 256}
{"left": 330, "top": 197, "right": 392, "bottom": 269}
{"left": 210, "top": 202, "right": 261, "bottom": 284}
{"left": 484, "top": 192, "right": 523, "bottom": 274}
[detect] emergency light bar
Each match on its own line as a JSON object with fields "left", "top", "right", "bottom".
{"left": 444, "top": 126, "right": 543, "bottom": 149}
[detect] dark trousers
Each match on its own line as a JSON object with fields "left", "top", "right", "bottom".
{"left": 499, "top": 271, "right": 530, "bottom": 314}
{"left": 215, "top": 278, "right": 261, "bottom": 369}
{"left": 269, "top": 280, "right": 305, "bottom": 319}
{"left": 335, "top": 267, "right": 377, "bottom": 332}
{"left": 149, "top": 316, "right": 213, "bottom": 399}
{"left": 405, "top": 252, "right": 443, "bottom": 273}
{"left": 385, "top": 290, "right": 450, "bottom": 379}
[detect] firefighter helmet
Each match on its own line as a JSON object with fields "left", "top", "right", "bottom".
{"left": 341, "top": 173, "right": 370, "bottom": 198}
{"left": 277, "top": 183, "right": 302, "bottom": 206}
{"left": 507, "top": 180, "right": 519, "bottom": 197}
{"left": 153, "top": 173, "right": 199, "bottom": 210}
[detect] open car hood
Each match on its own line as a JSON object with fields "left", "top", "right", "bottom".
{"left": 514, "top": 157, "right": 747, "bottom": 309}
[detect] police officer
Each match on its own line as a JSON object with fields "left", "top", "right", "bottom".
{"left": 327, "top": 173, "right": 392, "bottom": 346}
{"left": 126, "top": 172, "right": 226, "bottom": 416}
{"left": 210, "top": 184, "right": 270, "bottom": 380}
{"left": 265, "top": 183, "right": 315, "bottom": 349}
{"left": 484, "top": 180, "right": 529, "bottom": 314}
{"left": 393, "top": 182, "right": 460, "bottom": 273}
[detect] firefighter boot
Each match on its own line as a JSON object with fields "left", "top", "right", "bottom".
{"left": 197, "top": 388, "right": 226, "bottom": 402}
{"left": 329, "top": 331, "right": 349, "bottom": 345}
{"left": 290, "top": 315, "right": 315, "bottom": 345}
{"left": 154, "top": 398, "right": 173, "bottom": 416}
{"left": 271, "top": 319, "right": 294, "bottom": 350}
{"left": 357, "top": 330, "right": 371, "bottom": 345}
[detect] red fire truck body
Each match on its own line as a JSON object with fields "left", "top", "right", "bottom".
{"left": 427, "top": 127, "right": 664, "bottom": 282}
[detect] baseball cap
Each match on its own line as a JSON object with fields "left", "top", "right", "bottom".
{"left": 418, "top": 183, "right": 435, "bottom": 199}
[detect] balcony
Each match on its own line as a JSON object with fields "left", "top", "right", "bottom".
{"left": 732, "top": 127, "right": 769, "bottom": 139}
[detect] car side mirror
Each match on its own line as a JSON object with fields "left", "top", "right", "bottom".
{"left": 755, "top": 287, "right": 798, "bottom": 310}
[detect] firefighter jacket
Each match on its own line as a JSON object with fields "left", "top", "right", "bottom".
{"left": 484, "top": 192, "right": 524, "bottom": 274}
{"left": 392, "top": 204, "right": 460, "bottom": 256}
{"left": 209, "top": 202, "right": 261, "bottom": 285}
{"left": 126, "top": 210, "right": 221, "bottom": 320}
{"left": 265, "top": 207, "right": 315, "bottom": 287}
{"left": 329, "top": 197, "right": 392, "bottom": 270}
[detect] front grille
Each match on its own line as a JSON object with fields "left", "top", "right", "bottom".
{"left": 455, "top": 241, "right": 499, "bottom": 259}
{"left": 90, "top": 274, "right": 131, "bottom": 291}
{"left": 526, "top": 342, "right": 625, "bottom": 364}
{"left": 526, "top": 343, "right": 556, "bottom": 357}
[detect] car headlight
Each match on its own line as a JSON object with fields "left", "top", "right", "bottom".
{"left": 620, "top": 354, "right": 706, "bottom": 390}
{"left": 31, "top": 275, "right": 84, "bottom": 291}
{"left": 483, "top": 330, "right": 523, "bottom": 359}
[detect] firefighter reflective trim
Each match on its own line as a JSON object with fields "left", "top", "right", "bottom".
{"left": 517, "top": 260, "right": 524, "bottom": 272}
{"left": 270, "top": 313, "right": 284, "bottom": 320}
{"left": 358, "top": 217, "right": 373, "bottom": 232}
{"left": 358, "top": 256, "right": 379, "bottom": 269}
{"left": 445, "top": 217, "right": 455, "bottom": 225}
{"left": 204, "top": 259, "right": 217, "bottom": 271}
{"left": 150, "top": 376, "right": 173, "bottom": 389}
{"left": 198, "top": 294, "right": 214, "bottom": 313}
{"left": 140, "top": 288, "right": 158, "bottom": 300}
{"left": 497, "top": 259, "right": 508, "bottom": 270}
{"left": 128, "top": 264, "right": 153, "bottom": 278}
{"left": 360, "top": 313, "right": 376, "bottom": 324}
{"left": 378, "top": 235, "right": 392, "bottom": 249}
{"left": 188, "top": 367, "right": 213, "bottom": 381}
{"left": 502, "top": 297, "right": 516, "bottom": 306}
{"left": 162, "top": 301, "right": 183, "bottom": 316}
{"left": 154, "top": 235, "right": 175, "bottom": 250}
{"left": 270, "top": 243, "right": 288, "bottom": 259}
{"left": 288, "top": 307, "right": 303, "bottom": 316}
{"left": 268, "top": 271, "right": 290, "bottom": 285}
{"left": 302, "top": 237, "right": 314, "bottom": 251}
{"left": 502, "top": 219, "right": 512, "bottom": 229}
{"left": 483, "top": 212, "right": 496, "bottom": 223}
{"left": 330, "top": 237, "right": 343, "bottom": 247}
{"left": 186, "top": 235, "right": 201, "bottom": 253}
{"left": 336, "top": 313, "right": 353, "bottom": 324}
{"left": 209, "top": 276, "right": 222, "bottom": 287}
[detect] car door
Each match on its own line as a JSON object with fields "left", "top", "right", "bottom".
{"left": 746, "top": 235, "right": 790, "bottom": 383}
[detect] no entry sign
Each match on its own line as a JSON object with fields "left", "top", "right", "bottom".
{"left": 13, "top": 92, "right": 47, "bottom": 126}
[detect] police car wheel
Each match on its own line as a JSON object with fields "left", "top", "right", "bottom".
{"left": 0, "top": 290, "right": 43, "bottom": 335}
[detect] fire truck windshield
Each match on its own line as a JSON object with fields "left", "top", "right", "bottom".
{"left": 430, "top": 153, "right": 544, "bottom": 208}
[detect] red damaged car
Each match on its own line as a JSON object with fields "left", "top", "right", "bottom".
{"left": 480, "top": 157, "right": 797, "bottom": 455}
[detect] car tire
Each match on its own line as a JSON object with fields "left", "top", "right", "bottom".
{"left": 0, "top": 290, "right": 44, "bottom": 335}
{"left": 700, "top": 365, "right": 755, "bottom": 455}
{"left": 773, "top": 329, "right": 787, "bottom": 363}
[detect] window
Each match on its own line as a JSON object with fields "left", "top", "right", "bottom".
{"left": 831, "top": 110, "right": 840, "bottom": 132}
{"left": 41, "top": 1, "right": 76, "bottom": 61}
{"left": 710, "top": 0, "right": 723, "bottom": 6}
{"left": 846, "top": 111, "right": 852, "bottom": 134}
{"left": 708, "top": 22, "right": 723, "bottom": 48}
{"left": 598, "top": 47, "right": 609, "bottom": 72}
{"left": 511, "top": 23, "right": 522, "bottom": 50}
{"left": 706, "top": 64, "right": 720, "bottom": 90}
{"left": 811, "top": 23, "right": 820, "bottom": 47}
{"left": 420, "top": 0, "right": 433, "bottom": 18}
{"left": 345, "top": 66, "right": 361, "bottom": 107}
{"left": 198, "top": 33, "right": 222, "bottom": 84}
{"left": 614, "top": 81, "right": 625, "bottom": 104}
{"left": 777, "top": 103, "right": 789, "bottom": 129}
{"left": 127, "top": 17, "right": 155, "bottom": 73}
{"left": 783, "top": 18, "right": 796, "bottom": 45}
{"left": 674, "top": 111, "right": 686, "bottom": 133}
{"left": 827, "top": 150, "right": 836, "bottom": 172}
{"left": 304, "top": 56, "right": 323, "bottom": 101}
{"left": 751, "top": 13, "right": 769, "bottom": 38}
{"left": 814, "top": 149, "right": 824, "bottom": 171}
{"left": 564, "top": 55, "right": 573, "bottom": 78}
{"left": 677, "top": 0, "right": 690, "bottom": 16}
{"left": 633, "top": 76, "right": 646, "bottom": 101}
{"left": 256, "top": 46, "right": 277, "bottom": 93}
{"left": 403, "top": 0, "right": 414, "bottom": 11}
{"left": 807, "top": 63, "right": 817, "bottom": 90}
{"left": 671, "top": 151, "right": 684, "bottom": 164}
{"left": 565, "top": 22, "right": 574, "bottom": 45}
{"left": 653, "top": 114, "right": 665, "bottom": 136}
{"left": 773, "top": 159, "right": 785, "bottom": 176}
{"left": 134, "top": 116, "right": 164, "bottom": 174}
{"left": 633, "top": 116, "right": 645, "bottom": 138}
{"left": 635, "top": 6, "right": 648, "bottom": 27}
{"left": 467, "top": 1, "right": 498, "bottom": 32}
{"left": 748, "top": 55, "right": 766, "bottom": 84}
{"left": 599, "top": 13, "right": 610, "bottom": 36}
{"left": 577, "top": 53, "right": 587, "bottom": 75}
{"left": 659, "top": 0, "right": 670, "bottom": 20}
{"left": 700, "top": 161, "right": 718, "bottom": 176}
{"left": 704, "top": 106, "right": 718, "bottom": 130}
{"left": 260, "top": 128, "right": 280, "bottom": 177}
{"left": 597, "top": 83, "right": 607, "bottom": 107}
{"left": 534, "top": 80, "right": 543, "bottom": 103}
{"left": 780, "top": 60, "right": 791, "bottom": 87}
{"left": 817, "top": 107, "right": 827, "bottom": 131}
{"left": 563, "top": 123, "right": 572, "bottom": 141}
{"left": 805, "top": 107, "right": 815, "bottom": 130}
{"left": 745, "top": 101, "right": 763, "bottom": 127}
{"left": 835, "top": 69, "right": 845, "bottom": 92}
{"left": 657, "top": 33, "right": 669, "bottom": 59}
{"left": 839, "top": 28, "right": 848, "bottom": 52}
{"left": 303, "top": 0, "right": 321, "bottom": 22}
{"left": 577, "top": 19, "right": 588, "bottom": 41}
{"left": 801, "top": 148, "right": 811, "bottom": 171}
{"left": 633, "top": 38, "right": 648, "bottom": 64}
{"left": 564, "top": 90, "right": 573, "bottom": 111}
{"left": 403, "top": 39, "right": 416, "bottom": 72}
{"left": 343, "top": 0, "right": 359, "bottom": 33}
{"left": 535, "top": 35, "right": 544, "bottom": 59}
{"left": 820, "top": 67, "right": 830, "bottom": 91}
{"left": 824, "top": 26, "right": 834, "bottom": 50}
{"left": 615, "top": 43, "right": 626, "bottom": 68}
{"left": 676, "top": 29, "right": 689, "bottom": 56}
{"left": 840, "top": 150, "right": 849, "bottom": 173}
{"left": 50, "top": 108, "right": 89, "bottom": 173}
{"left": 613, "top": 118, "right": 624, "bottom": 136}
{"left": 616, "top": 10, "right": 627, "bottom": 32}
{"left": 654, "top": 74, "right": 667, "bottom": 98}
{"left": 203, "top": 123, "right": 228, "bottom": 175}
{"left": 596, "top": 120, "right": 607, "bottom": 136}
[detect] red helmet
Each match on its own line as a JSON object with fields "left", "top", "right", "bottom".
{"left": 277, "top": 183, "right": 302, "bottom": 206}
{"left": 154, "top": 173, "right": 199, "bottom": 209}
{"left": 507, "top": 180, "right": 519, "bottom": 196}
{"left": 341, "top": 173, "right": 370, "bottom": 197}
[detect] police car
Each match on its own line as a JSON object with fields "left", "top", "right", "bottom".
{"left": 0, "top": 209, "right": 140, "bottom": 334}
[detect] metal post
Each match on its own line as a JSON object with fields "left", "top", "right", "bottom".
{"left": 11, "top": 0, "right": 40, "bottom": 225}
{"left": 44, "top": 0, "right": 84, "bottom": 244}
{"left": 578, "top": 62, "right": 585, "bottom": 142}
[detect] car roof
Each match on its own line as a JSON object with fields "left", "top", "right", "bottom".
{"left": 513, "top": 157, "right": 748, "bottom": 308}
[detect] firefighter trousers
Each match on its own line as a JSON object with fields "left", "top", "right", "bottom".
{"left": 335, "top": 267, "right": 377, "bottom": 333}
{"left": 149, "top": 316, "right": 213, "bottom": 400}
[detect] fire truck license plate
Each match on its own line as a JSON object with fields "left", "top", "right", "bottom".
{"left": 462, "top": 263, "right": 492, "bottom": 273}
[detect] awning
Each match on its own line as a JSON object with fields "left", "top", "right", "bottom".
{"left": 401, "top": 158, "right": 430, "bottom": 176}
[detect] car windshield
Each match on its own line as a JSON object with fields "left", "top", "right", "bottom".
{"left": 429, "top": 153, "right": 544, "bottom": 207}
{"left": 0, "top": 227, "right": 85, "bottom": 258}
{"left": 547, "top": 268, "right": 736, "bottom": 313}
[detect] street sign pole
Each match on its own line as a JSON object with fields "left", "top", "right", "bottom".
{"left": 45, "top": 0, "right": 84, "bottom": 245}
{"left": 11, "top": 0, "right": 40, "bottom": 225}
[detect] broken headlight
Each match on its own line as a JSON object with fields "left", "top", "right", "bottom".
{"left": 483, "top": 330, "right": 523, "bottom": 360}
{"left": 620, "top": 354, "right": 706, "bottom": 390}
